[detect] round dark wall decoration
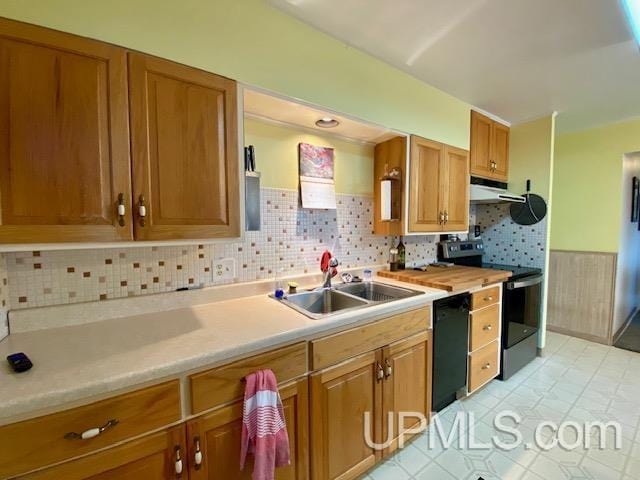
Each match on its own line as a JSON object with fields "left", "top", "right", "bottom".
{"left": 510, "top": 193, "right": 547, "bottom": 226}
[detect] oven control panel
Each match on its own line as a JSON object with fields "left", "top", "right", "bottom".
{"left": 438, "top": 240, "right": 484, "bottom": 259}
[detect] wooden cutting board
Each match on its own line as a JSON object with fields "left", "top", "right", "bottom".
{"left": 378, "top": 265, "right": 512, "bottom": 292}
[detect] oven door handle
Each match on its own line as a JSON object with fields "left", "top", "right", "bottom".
{"left": 506, "top": 275, "right": 543, "bottom": 290}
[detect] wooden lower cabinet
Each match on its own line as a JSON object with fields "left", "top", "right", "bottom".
{"left": 310, "top": 351, "right": 382, "bottom": 480}
{"left": 381, "top": 331, "right": 432, "bottom": 455}
{"left": 186, "top": 377, "right": 309, "bottom": 480}
{"left": 21, "top": 426, "right": 186, "bottom": 480}
{"left": 310, "top": 330, "right": 433, "bottom": 480}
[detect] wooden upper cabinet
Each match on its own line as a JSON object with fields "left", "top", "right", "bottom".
{"left": 21, "top": 427, "right": 186, "bottom": 480}
{"left": 408, "top": 136, "right": 469, "bottom": 233}
{"left": 128, "top": 53, "right": 240, "bottom": 240}
{"left": 492, "top": 121, "right": 510, "bottom": 180}
{"left": 408, "top": 136, "right": 443, "bottom": 233}
{"left": 187, "top": 378, "right": 309, "bottom": 480}
{"left": 0, "top": 18, "right": 132, "bottom": 244}
{"left": 442, "top": 145, "right": 470, "bottom": 231}
{"left": 470, "top": 111, "right": 493, "bottom": 179}
{"left": 470, "top": 110, "right": 509, "bottom": 182}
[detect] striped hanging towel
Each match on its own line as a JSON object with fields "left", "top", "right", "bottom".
{"left": 240, "top": 369, "right": 291, "bottom": 480}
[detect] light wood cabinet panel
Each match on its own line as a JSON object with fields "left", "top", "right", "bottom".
{"left": 408, "top": 136, "right": 444, "bottom": 233}
{"left": 408, "top": 136, "right": 469, "bottom": 233}
{"left": 190, "top": 342, "right": 307, "bottom": 414}
{"left": 468, "top": 340, "right": 499, "bottom": 393}
{"left": 373, "top": 136, "right": 406, "bottom": 235}
{"left": 469, "top": 304, "right": 500, "bottom": 352}
{"left": 20, "top": 426, "right": 185, "bottom": 480}
{"left": 491, "top": 122, "right": 510, "bottom": 181}
{"left": 128, "top": 52, "right": 240, "bottom": 240}
{"left": 0, "top": 18, "right": 132, "bottom": 243}
{"left": 470, "top": 286, "right": 500, "bottom": 311}
{"left": 470, "top": 110, "right": 510, "bottom": 182}
{"left": 381, "top": 331, "right": 432, "bottom": 455}
{"left": 442, "top": 146, "right": 469, "bottom": 231}
{"left": 310, "top": 351, "right": 382, "bottom": 480}
{"left": 310, "top": 307, "right": 430, "bottom": 370}
{"left": 470, "top": 111, "right": 493, "bottom": 179}
{"left": 187, "top": 378, "right": 309, "bottom": 480}
{"left": 0, "top": 380, "right": 181, "bottom": 479}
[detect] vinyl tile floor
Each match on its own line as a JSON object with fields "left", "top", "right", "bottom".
{"left": 362, "top": 331, "right": 640, "bottom": 480}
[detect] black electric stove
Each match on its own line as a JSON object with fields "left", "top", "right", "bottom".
{"left": 482, "top": 263, "right": 541, "bottom": 281}
{"left": 437, "top": 239, "right": 543, "bottom": 380}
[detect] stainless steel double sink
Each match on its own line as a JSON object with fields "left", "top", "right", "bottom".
{"left": 271, "top": 281, "right": 424, "bottom": 319}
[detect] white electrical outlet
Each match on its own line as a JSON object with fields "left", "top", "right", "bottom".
{"left": 212, "top": 258, "right": 235, "bottom": 283}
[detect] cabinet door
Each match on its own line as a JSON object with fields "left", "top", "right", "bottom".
{"left": 310, "top": 351, "right": 382, "bottom": 480}
{"left": 381, "top": 331, "right": 431, "bottom": 455}
{"left": 21, "top": 427, "right": 186, "bottom": 480}
{"left": 408, "top": 136, "right": 444, "bottom": 233}
{"left": 187, "top": 378, "right": 308, "bottom": 480}
{"left": 470, "top": 111, "right": 493, "bottom": 179}
{"left": 128, "top": 53, "right": 240, "bottom": 240}
{"left": 491, "top": 122, "right": 510, "bottom": 181}
{"left": 0, "top": 18, "right": 132, "bottom": 244}
{"left": 442, "top": 145, "right": 469, "bottom": 232}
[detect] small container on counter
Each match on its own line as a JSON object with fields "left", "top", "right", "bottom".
{"left": 389, "top": 248, "right": 399, "bottom": 272}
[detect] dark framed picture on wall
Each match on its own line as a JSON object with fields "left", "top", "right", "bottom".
{"left": 632, "top": 176, "right": 639, "bottom": 222}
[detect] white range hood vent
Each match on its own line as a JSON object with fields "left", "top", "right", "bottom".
{"left": 470, "top": 177, "right": 526, "bottom": 204}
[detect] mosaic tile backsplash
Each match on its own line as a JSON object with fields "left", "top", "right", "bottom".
{"left": 474, "top": 203, "right": 547, "bottom": 269}
{"left": 4, "top": 188, "right": 438, "bottom": 311}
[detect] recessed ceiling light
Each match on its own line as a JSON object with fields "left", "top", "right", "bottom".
{"left": 623, "top": 0, "right": 640, "bottom": 46}
{"left": 315, "top": 117, "right": 339, "bottom": 128}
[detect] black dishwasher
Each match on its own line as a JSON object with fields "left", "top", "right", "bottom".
{"left": 432, "top": 293, "right": 470, "bottom": 412}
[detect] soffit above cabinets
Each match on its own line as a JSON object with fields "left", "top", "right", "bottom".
{"left": 243, "top": 87, "right": 400, "bottom": 144}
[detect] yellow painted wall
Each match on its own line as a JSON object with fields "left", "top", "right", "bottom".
{"left": 551, "top": 118, "right": 640, "bottom": 252}
{"left": 507, "top": 115, "right": 556, "bottom": 349}
{"left": 0, "top": 0, "right": 471, "bottom": 149}
{"left": 244, "top": 118, "right": 373, "bottom": 194}
{"left": 508, "top": 116, "right": 555, "bottom": 201}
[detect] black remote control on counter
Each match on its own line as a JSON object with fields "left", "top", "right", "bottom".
{"left": 7, "top": 352, "right": 33, "bottom": 373}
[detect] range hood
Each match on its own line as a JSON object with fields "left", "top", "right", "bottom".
{"left": 470, "top": 177, "right": 526, "bottom": 204}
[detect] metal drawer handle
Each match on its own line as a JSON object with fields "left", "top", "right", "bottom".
{"left": 117, "top": 193, "right": 126, "bottom": 227}
{"left": 482, "top": 363, "right": 491, "bottom": 370}
{"left": 138, "top": 195, "right": 147, "bottom": 227}
{"left": 483, "top": 324, "right": 493, "bottom": 331}
{"left": 194, "top": 436, "right": 203, "bottom": 470}
{"left": 64, "top": 419, "right": 119, "bottom": 440}
{"left": 384, "top": 359, "right": 393, "bottom": 379}
{"left": 175, "top": 445, "right": 183, "bottom": 477}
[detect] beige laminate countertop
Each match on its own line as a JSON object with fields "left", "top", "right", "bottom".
{"left": 0, "top": 278, "right": 448, "bottom": 425}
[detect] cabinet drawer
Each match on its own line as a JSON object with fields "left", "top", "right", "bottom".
{"left": 0, "top": 380, "right": 180, "bottom": 479}
{"left": 469, "top": 303, "right": 500, "bottom": 351}
{"left": 471, "top": 286, "right": 500, "bottom": 311}
{"left": 310, "top": 307, "right": 430, "bottom": 370}
{"left": 190, "top": 342, "right": 307, "bottom": 414}
{"left": 468, "top": 341, "right": 499, "bottom": 393}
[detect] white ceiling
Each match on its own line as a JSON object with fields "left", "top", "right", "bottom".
{"left": 268, "top": 0, "right": 640, "bottom": 133}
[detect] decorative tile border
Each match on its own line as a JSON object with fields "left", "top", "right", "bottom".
{"left": 474, "top": 203, "right": 547, "bottom": 269}
{"left": 4, "top": 189, "right": 438, "bottom": 311}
